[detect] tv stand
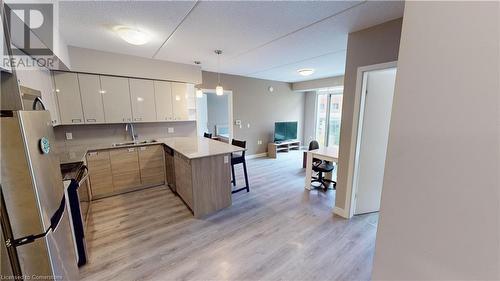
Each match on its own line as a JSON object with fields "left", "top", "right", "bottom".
{"left": 267, "top": 140, "right": 301, "bottom": 158}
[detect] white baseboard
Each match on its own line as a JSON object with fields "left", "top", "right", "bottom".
{"left": 333, "top": 206, "right": 350, "bottom": 219}
{"left": 246, "top": 152, "right": 267, "bottom": 159}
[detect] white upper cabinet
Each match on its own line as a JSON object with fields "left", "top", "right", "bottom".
{"left": 129, "top": 79, "right": 156, "bottom": 122}
{"left": 78, "top": 73, "right": 106, "bottom": 124}
{"left": 154, "top": 81, "right": 173, "bottom": 121}
{"left": 16, "top": 67, "right": 61, "bottom": 125}
{"left": 100, "top": 76, "right": 132, "bottom": 123}
{"left": 53, "top": 71, "right": 85, "bottom": 124}
{"left": 172, "top": 82, "right": 195, "bottom": 121}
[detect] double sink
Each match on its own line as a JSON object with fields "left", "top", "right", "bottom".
{"left": 112, "top": 139, "right": 158, "bottom": 147}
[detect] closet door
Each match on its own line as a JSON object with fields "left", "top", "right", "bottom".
{"left": 154, "top": 81, "right": 173, "bottom": 121}
{"left": 129, "top": 78, "right": 156, "bottom": 122}
{"left": 100, "top": 76, "right": 132, "bottom": 123}
{"left": 78, "top": 73, "right": 105, "bottom": 124}
{"left": 53, "top": 72, "right": 84, "bottom": 124}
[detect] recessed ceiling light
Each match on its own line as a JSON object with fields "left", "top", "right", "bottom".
{"left": 114, "top": 26, "right": 150, "bottom": 45}
{"left": 297, "top": 68, "right": 315, "bottom": 76}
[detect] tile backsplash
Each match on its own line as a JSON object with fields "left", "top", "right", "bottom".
{"left": 54, "top": 121, "right": 197, "bottom": 147}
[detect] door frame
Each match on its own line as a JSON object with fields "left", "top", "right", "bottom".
{"left": 344, "top": 61, "right": 397, "bottom": 218}
{"left": 199, "top": 89, "right": 234, "bottom": 141}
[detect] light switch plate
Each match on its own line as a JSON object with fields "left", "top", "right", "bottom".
{"left": 247, "top": 123, "right": 250, "bottom": 128}
{"left": 65, "top": 132, "right": 73, "bottom": 140}
{"left": 168, "top": 127, "right": 174, "bottom": 133}
{"left": 257, "top": 140, "right": 262, "bottom": 145}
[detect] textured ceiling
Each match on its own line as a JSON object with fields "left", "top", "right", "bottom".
{"left": 59, "top": 1, "right": 404, "bottom": 82}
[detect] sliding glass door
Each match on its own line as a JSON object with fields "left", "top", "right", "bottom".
{"left": 316, "top": 90, "right": 343, "bottom": 147}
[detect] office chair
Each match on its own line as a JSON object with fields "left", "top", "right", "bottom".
{"left": 230, "top": 139, "right": 249, "bottom": 194}
{"left": 308, "top": 140, "right": 322, "bottom": 166}
{"left": 308, "top": 140, "right": 336, "bottom": 191}
{"left": 204, "top": 132, "right": 212, "bottom": 138}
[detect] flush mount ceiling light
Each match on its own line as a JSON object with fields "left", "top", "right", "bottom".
{"left": 297, "top": 68, "right": 315, "bottom": 76}
{"left": 215, "top": 50, "right": 224, "bottom": 96}
{"left": 114, "top": 26, "right": 150, "bottom": 45}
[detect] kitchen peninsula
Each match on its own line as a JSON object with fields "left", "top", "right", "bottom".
{"left": 58, "top": 137, "right": 244, "bottom": 218}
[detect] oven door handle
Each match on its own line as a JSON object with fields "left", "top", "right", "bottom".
{"left": 75, "top": 165, "right": 88, "bottom": 183}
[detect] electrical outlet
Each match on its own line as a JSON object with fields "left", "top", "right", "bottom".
{"left": 167, "top": 127, "right": 174, "bottom": 133}
{"left": 257, "top": 140, "right": 262, "bottom": 145}
{"left": 65, "top": 132, "right": 73, "bottom": 140}
{"left": 224, "top": 156, "right": 229, "bottom": 164}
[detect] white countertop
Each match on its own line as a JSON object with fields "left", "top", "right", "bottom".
{"left": 57, "top": 137, "right": 245, "bottom": 164}
{"left": 158, "top": 137, "right": 244, "bottom": 159}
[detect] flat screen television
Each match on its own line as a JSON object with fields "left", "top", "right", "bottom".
{"left": 274, "top": 121, "right": 298, "bottom": 142}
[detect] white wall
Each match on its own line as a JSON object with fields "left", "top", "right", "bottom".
{"left": 68, "top": 46, "right": 202, "bottom": 84}
{"left": 206, "top": 93, "right": 229, "bottom": 134}
{"left": 372, "top": 2, "right": 500, "bottom": 280}
{"left": 292, "top": 75, "right": 343, "bottom": 92}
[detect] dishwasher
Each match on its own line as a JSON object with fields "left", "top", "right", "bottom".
{"left": 61, "top": 162, "right": 91, "bottom": 267}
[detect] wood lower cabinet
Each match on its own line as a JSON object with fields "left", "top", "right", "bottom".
{"left": 86, "top": 150, "right": 113, "bottom": 197}
{"left": 110, "top": 147, "right": 141, "bottom": 191}
{"left": 138, "top": 145, "right": 165, "bottom": 186}
{"left": 87, "top": 145, "right": 166, "bottom": 199}
{"left": 173, "top": 152, "right": 231, "bottom": 217}
{"left": 174, "top": 152, "right": 193, "bottom": 209}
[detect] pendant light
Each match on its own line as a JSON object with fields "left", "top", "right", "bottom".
{"left": 196, "top": 88, "right": 203, "bottom": 98}
{"left": 215, "top": 50, "right": 224, "bottom": 96}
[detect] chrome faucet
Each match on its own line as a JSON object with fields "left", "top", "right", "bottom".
{"left": 125, "top": 123, "right": 138, "bottom": 142}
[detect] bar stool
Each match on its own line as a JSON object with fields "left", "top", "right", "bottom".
{"left": 230, "top": 139, "right": 249, "bottom": 193}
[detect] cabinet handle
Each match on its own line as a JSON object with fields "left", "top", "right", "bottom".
{"left": 88, "top": 152, "right": 98, "bottom": 157}
{"left": 71, "top": 119, "right": 82, "bottom": 123}
{"left": 86, "top": 119, "right": 96, "bottom": 122}
{"left": 128, "top": 148, "right": 135, "bottom": 152}
{"left": 134, "top": 117, "right": 142, "bottom": 121}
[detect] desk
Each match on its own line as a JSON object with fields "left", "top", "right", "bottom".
{"left": 304, "top": 146, "right": 339, "bottom": 190}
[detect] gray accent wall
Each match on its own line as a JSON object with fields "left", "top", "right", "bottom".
{"left": 335, "top": 18, "right": 403, "bottom": 210}
{"left": 303, "top": 91, "right": 317, "bottom": 146}
{"left": 199, "top": 71, "right": 305, "bottom": 155}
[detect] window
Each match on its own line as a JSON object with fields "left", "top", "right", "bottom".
{"left": 315, "top": 89, "right": 343, "bottom": 147}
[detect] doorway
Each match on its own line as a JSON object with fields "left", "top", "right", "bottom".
{"left": 348, "top": 63, "right": 397, "bottom": 216}
{"left": 196, "top": 89, "right": 233, "bottom": 142}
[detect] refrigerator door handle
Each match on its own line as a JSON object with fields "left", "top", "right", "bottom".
{"left": 7, "top": 196, "right": 65, "bottom": 248}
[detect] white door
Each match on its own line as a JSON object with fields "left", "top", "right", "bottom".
{"left": 154, "top": 81, "right": 173, "bottom": 121}
{"left": 53, "top": 72, "right": 85, "bottom": 124}
{"left": 354, "top": 68, "right": 397, "bottom": 215}
{"left": 129, "top": 78, "right": 156, "bottom": 122}
{"left": 78, "top": 73, "right": 105, "bottom": 124}
{"left": 100, "top": 76, "right": 132, "bottom": 123}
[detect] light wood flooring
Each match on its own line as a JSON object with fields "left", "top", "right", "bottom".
{"left": 79, "top": 151, "right": 378, "bottom": 281}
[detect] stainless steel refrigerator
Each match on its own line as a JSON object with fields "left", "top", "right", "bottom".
{"left": 1, "top": 110, "right": 78, "bottom": 280}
